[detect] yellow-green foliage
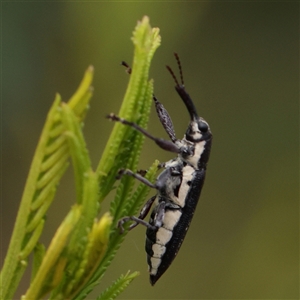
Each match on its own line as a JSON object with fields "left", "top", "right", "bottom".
{"left": 0, "top": 16, "right": 160, "bottom": 300}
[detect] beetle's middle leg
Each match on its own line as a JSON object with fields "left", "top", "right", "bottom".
{"left": 117, "top": 168, "right": 156, "bottom": 188}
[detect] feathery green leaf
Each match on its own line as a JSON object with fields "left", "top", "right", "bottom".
{"left": 97, "top": 271, "right": 139, "bottom": 300}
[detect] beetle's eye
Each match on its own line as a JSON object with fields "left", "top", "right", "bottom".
{"left": 199, "top": 121, "right": 208, "bottom": 132}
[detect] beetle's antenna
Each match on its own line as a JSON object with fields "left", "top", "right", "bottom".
{"left": 166, "top": 53, "right": 185, "bottom": 87}
{"left": 166, "top": 65, "right": 180, "bottom": 87}
{"left": 174, "top": 53, "right": 184, "bottom": 86}
{"left": 167, "top": 53, "right": 199, "bottom": 120}
{"left": 121, "top": 61, "right": 132, "bottom": 74}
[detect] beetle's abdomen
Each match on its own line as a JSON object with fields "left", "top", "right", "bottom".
{"left": 145, "top": 169, "right": 205, "bottom": 285}
{"left": 145, "top": 206, "right": 183, "bottom": 285}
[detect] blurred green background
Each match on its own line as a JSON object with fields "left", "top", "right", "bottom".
{"left": 2, "top": 2, "right": 298, "bottom": 299}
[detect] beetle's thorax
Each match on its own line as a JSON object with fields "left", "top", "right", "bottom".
{"left": 174, "top": 118, "right": 212, "bottom": 170}
{"left": 156, "top": 159, "right": 183, "bottom": 201}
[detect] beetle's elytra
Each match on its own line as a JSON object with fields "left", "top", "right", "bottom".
{"left": 108, "top": 53, "right": 212, "bottom": 285}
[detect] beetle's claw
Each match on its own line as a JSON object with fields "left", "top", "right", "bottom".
{"left": 116, "top": 169, "right": 125, "bottom": 180}
{"left": 117, "top": 219, "right": 125, "bottom": 234}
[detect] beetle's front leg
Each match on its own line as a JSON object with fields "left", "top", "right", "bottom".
{"left": 107, "top": 114, "right": 180, "bottom": 154}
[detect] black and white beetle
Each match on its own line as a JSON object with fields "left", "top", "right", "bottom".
{"left": 108, "top": 53, "right": 212, "bottom": 285}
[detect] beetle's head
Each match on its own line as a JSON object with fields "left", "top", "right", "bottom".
{"left": 185, "top": 116, "right": 211, "bottom": 142}
{"left": 167, "top": 53, "right": 212, "bottom": 168}
{"left": 167, "top": 53, "right": 212, "bottom": 143}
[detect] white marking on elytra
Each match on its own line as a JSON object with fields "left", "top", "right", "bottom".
{"left": 156, "top": 227, "right": 173, "bottom": 245}
{"left": 152, "top": 243, "right": 166, "bottom": 258}
{"left": 177, "top": 165, "right": 195, "bottom": 206}
{"left": 150, "top": 257, "right": 161, "bottom": 275}
{"left": 163, "top": 210, "right": 182, "bottom": 230}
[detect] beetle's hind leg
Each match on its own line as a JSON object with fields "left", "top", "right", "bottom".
{"left": 118, "top": 195, "right": 157, "bottom": 233}
{"left": 118, "top": 216, "right": 156, "bottom": 233}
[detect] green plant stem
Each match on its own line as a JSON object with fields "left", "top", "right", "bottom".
{"left": 0, "top": 96, "right": 61, "bottom": 300}
{"left": 0, "top": 66, "right": 93, "bottom": 300}
{"left": 1, "top": 16, "right": 161, "bottom": 300}
{"left": 96, "top": 16, "right": 160, "bottom": 202}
